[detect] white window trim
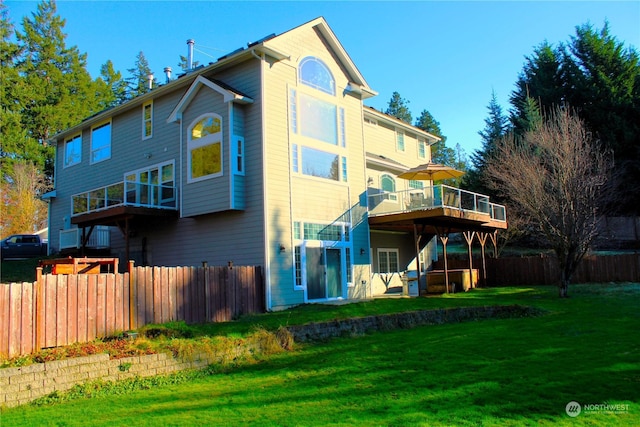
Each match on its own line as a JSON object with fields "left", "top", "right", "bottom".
{"left": 233, "top": 136, "right": 245, "bottom": 175}
{"left": 63, "top": 133, "right": 82, "bottom": 168}
{"left": 417, "top": 138, "right": 427, "bottom": 159}
{"left": 187, "top": 113, "right": 224, "bottom": 183}
{"left": 90, "top": 120, "right": 112, "bottom": 165}
{"left": 142, "top": 101, "right": 153, "bottom": 140}
{"left": 288, "top": 84, "right": 348, "bottom": 183}
{"left": 396, "top": 129, "right": 405, "bottom": 152}
{"left": 377, "top": 248, "right": 400, "bottom": 273}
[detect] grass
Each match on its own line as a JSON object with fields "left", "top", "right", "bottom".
{"left": 0, "top": 258, "right": 43, "bottom": 283}
{"left": 1, "top": 283, "right": 638, "bottom": 426}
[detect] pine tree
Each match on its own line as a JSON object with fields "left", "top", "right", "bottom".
{"left": 126, "top": 51, "right": 156, "bottom": 98}
{"left": 385, "top": 92, "right": 412, "bottom": 124}
{"left": 414, "top": 109, "right": 453, "bottom": 165}
{"left": 97, "top": 59, "right": 127, "bottom": 108}
{"left": 465, "top": 91, "right": 510, "bottom": 194}
{"left": 0, "top": 0, "right": 31, "bottom": 179}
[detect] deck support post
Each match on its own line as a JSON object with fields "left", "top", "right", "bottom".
{"left": 435, "top": 227, "right": 451, "bottom": 293}
{"left": 463, "top": 231, "right": 476, "bottom": 289}
{"left": 478, "top": 232, "right": 489, "bottom": 286}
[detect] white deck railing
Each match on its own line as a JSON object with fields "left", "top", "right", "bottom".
{"left": 368, "top": 184, "right": 506, "bottom": 222}
{"left": 59, "top": 226, "right": 111, "bottom": 250}
{"left": 70, "top": 180, "right": 178, "bottom": 217}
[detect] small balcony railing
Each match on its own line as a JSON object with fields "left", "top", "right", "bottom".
{"left": 368, "top": 184, "right": 506, "bottom": 222}
{"left": 71, "top": 180, "right": 178, "bottom": 217}
{"left": 59, "top": 226, "right": 111, "bottom": 250}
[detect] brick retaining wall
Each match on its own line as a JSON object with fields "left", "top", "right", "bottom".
{"left": 1, "top": 304, "right": 544, "bottom": 408}
{"left": 0, "top": 352, "right": 213, "bottom": 408}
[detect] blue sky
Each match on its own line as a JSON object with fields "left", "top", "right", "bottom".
{"left": 6, "top": 1, "right": 640, "bottom": 157}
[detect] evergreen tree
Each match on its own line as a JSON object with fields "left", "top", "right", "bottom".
{"left": 97, "top": 59, "right": 127, "bottom": 108}
{"left": 509, "top": 41, "right": 564, "bottom": 137}
{"left": 0, "top": 0, "right": 32, "bottom": 179}
{"left": 126, "top": 51, "right": 156, "bottom": 98}
{"left": 15, "top": 0, "right": 101, "bottom": 181}
{"left": 414, "top": 109, "right": 453, "bottom": 165}
{"left": 509, "top": 22, "right": 640, "bottom": 213}
{"left": 465, "top": 91, "right": 510, "bottom": 193}
{"left": 385, "top": 92, "right": 412, "bottom": 124}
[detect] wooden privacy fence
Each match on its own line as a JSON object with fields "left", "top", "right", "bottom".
{"left": 0, "top": 265, "right": 264, "bottom": 358}
{"left": 433, "top": 253, "right": 640, "bottom": 286}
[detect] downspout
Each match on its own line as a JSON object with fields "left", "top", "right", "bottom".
{"left": 360, "top": 102, "right": 373, "bottom": 298}
{"left": 251, "top": 48, "right": 272, "bottom": 311}
{"left": 228, "top": 102, "right": 234, "bottom": 209}
{"left": 179, "top": 115, "right": 184, "bottom": 218}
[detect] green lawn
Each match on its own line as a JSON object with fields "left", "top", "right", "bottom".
{"left": 1, "top": 283, "right": 638, "bottom": 426}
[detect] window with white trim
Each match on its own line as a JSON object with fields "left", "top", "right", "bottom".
{"left": 378, "top": 248, "right": 400, "bottom": 273}
{"left": 299, "top": 56, "right": 335, "bottom": 95}
{"left": 290, "top": 57, "right": 347, "bottom": 182}
{"left": 64, "top": 134, "right": 82, "bottom": 168}
{"left": 188, "top": 114, "right": 223, "bottom": 182}
{"left": 142, "top": 101, "right": 153, "bottom": 140}
{"left": 418, "top": 138, "right": 427, "bottom": 159}
{"left": 396, "top": 129, "right": 405, "bottom": 152}
{"left": 234, "top": 137, "right": 245, "bottom": 174}
{"left": 381, "top": 174, "right": 397, "bottom": 201}
{"left": 90, "top": 121, "right": 111, "bottom": 164}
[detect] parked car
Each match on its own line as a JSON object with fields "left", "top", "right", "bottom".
{"left": 0, "top": 234, "right": 47, "bottom": 260}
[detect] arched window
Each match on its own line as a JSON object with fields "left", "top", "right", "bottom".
{"left": 381, "top": 174, "right": 396, "bottom": 193}
{"left": 299, "top": 57, "right": 335, "bottom": 95}
{"left": 188, "top": 114, "right": 223, "bottom": 182}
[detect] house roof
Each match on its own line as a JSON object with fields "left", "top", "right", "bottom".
{"left": 364, "top": 106, "right": 441, "bottom": 144}
{"left": 167, "top": 76, "right": 254, "bottom": 123}
{"left": 366, "top": 152, "right": 409, "bottom": 173}
{"left": 52, "top": 17, "right": 375, "bottom": 143}
{"left": 273, "top": 17, "right": 377, "bottom": 99}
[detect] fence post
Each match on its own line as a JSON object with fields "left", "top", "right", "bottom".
{"left": 128, "top": 260, "right": 135, "bottom": 330}
{"left": 35, "top": 267, "right": 44, "bottom": 351}
{"left": 203, "top": 261, "right": 210, "bottom": 322}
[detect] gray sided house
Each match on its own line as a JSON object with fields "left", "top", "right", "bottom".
{"left": 47, "top": 18, "right": 506, "bottom": 311}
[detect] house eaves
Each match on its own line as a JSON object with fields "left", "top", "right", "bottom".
{"left": 269, "top": 17, "right": 377, "bottom": 100}
{"left": 364, "top": 106, "right": 441, "bottom": 145}
{"left": 366, "top": 152, "right": 409, "bottom": 173}
{"left": 167, "top": 76, "right": 254, "bottom": 123}
{"left": 50, "top": 41, "right": 287, "bottom": 143}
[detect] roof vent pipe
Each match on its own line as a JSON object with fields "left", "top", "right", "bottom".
{"left": 147, "top": 73, "right": 154, "bottom": 90}
{"left": 164, "top": 67, "right": 172, "bottom": 83}
{"left": 187, "top": 39, "right": 195, "bottom": 71}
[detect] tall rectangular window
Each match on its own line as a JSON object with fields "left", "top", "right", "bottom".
{"left": 378, "top": 249, "right": 399, "bottom": 273}
{"left": 396, "top": 130, "right": 405, "bottom": 152}
{"left": 64, "top": 134, "right": 82, "bottom": 168}
{"left": 339, "top": 107, "right": 346, "bottom": 148}
{"left": 235, "top": 137, "right": 245, "bottom": 174}
{"left": 142, "top": 102, "right": 153, "bottom": 140}
{"left": 292, "top": 144, "right": 299, "bottom": 173}
{"left": 91, "top": 121, "right": 111, "bottom": 164}
{"left": 418, "top": 139, "right": 426, "bottom": 159}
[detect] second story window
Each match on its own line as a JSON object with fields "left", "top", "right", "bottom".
{"left": 418, "top": 139, "right": 426, "bottom": 159}
{"left": 90, "top": 121, "right": 111, "bottom": 164}
{"left": 142, "top": 101, "right": 153, "bottom": 140}
{"left": 64, "top": 134, "right": 82, "bottom": 168}
{"left": 396, "top": 130, "right": 405, "bottom": 152}
{"left": 188, "top": 114, "right": 223, "bottom": 182}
